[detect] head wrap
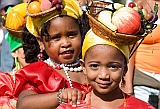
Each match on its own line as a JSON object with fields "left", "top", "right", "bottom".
{"left": 82, "top": 29, "right": 132, "bottom": 62}
{"left": 5, "top": 33, "right": 22, "bottom": 52}
{"left": 26, "top": 0, "right": 83, "bottom": 37}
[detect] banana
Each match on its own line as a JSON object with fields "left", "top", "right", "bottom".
{"left": 98, "top": 10, "right": 117, "bottom": 31}
{"left": 9, "top": 3, "right": 27, "bottom": 18}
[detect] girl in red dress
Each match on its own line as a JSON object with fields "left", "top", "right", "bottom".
{"left": 56, "top": 29, "right": 155, "bottom": 109}
{"left": 13, "top": 0, "right": 90, "bottom": 108}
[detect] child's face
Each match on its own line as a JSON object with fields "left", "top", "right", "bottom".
{"left": 82, "top": 44, "right": 127, "bottom": 94}
{"left": 42, "top": 16, "right": 81, "bottom": 64}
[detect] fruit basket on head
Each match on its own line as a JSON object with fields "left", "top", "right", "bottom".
{"left": 25, "top": 0, "right": 70, "bottom": 37}
{"left": 86, "top": 1, "right": 158, "bottom": 57}
{"left": 2, "top": 3, "right": 28, "bottom": 38}
{"left": 26, "top": 0, "right": 63, "bottom": 18}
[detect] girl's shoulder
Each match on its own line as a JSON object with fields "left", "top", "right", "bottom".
{"left": 14, "top": 61, "right": 67, "bottom": 98}
{"left": 18, "top": 61, "right": 63, "bottom": 77}
{"left": 125, "top": 95, "right": 156, "bottom": 109}
{"left": 22, "top": 61, "right": 50, "bottom": 71}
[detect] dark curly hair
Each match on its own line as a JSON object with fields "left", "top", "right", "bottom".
{"left": 22, "top": 27, "right": 48, "bottom": 63}
{"left": 22, "top": 12, "right": 90, "bottom": 63}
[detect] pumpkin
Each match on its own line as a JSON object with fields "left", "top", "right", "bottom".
{"left": 5, "top": 10, "right": 25, "bottom": 30}
{"left": 112, "top": 7, "right": 141, "bottom": 35}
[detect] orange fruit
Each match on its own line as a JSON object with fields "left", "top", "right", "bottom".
{"left": 38, "top": 0, "right": 42, "bottom": 3}
{"left": 28, "top": 1, "right": 41, "bottom": 14}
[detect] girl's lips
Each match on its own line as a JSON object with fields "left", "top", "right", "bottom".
{"left": 60, "top": 50, "right": 74, "bottom": 59}
{"left": 97, "top": 82, "right": 112, "bottom": 88}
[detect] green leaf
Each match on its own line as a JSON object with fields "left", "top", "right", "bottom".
{"left": 154, "top": 3, "right": 158, "bottom": 14}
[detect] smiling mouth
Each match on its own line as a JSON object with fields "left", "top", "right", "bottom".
{"left": 97, "top": 82, "right": 112, "bottom": 88}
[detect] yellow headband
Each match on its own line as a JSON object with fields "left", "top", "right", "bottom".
{"left": 26, "top": 0, "right": 83, "bottom": 37}
{"left": 82, "top": 29, "right": 132, "bottom": 62}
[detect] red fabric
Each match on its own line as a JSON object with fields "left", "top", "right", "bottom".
{"left": 0, "top": 72, "right": 14, "bottom": 105}
{"left": 56, "top": 101, "right": 97, "bottom": 109}
{"left": 56, "top": 95, "right": 156, "bottom": 109}
{"left": 13, "top": 61, "right": 91, "bottom": 98}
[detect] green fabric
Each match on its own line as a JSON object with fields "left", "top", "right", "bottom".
{"left": 6, "top": 6, "right": 12, "bottom": 14}
{"left": 5, "top": 33, "right": 22, "bottom": 52}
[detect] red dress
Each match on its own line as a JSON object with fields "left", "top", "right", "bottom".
{"left": 13, "top": 61, "right": 91, "bottom": 98}
{"left": 56, "top": 95, "right": 155, "bottom": 109}
{"left": 0, "top": 72, "right": 15, "bottom": 107}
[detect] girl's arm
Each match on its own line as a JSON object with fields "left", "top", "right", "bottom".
{"left": 17, "top": 90, "right": 59, "bottom": 109}
{"left": 17, "top": 88, "right": 82, "bottom": 109}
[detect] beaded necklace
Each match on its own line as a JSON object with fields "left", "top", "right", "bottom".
{"left": 44, "top": 58, "right": 82, "bottom": 88}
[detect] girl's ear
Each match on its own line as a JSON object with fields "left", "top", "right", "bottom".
{"left": 11, "top": 50, "right": 18, "bottom": 58}
{"left": 36, "top": 37, "right": 44, "bottom": 50}
{"left": 80, "top": 59, "right": 87, "bottom": 75}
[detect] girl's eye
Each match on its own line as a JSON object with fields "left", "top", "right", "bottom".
{"left": 109, "top": 65, "right": 119, "bottom": 69}
{"left": 68, "top": 32, "right": 78, "bottom": 38}
{"left": 89, "top": 64, "right": 99, "bottom": 69}
{"left": 108, "top": 63, "right": 122, "bottom": 71}
{"left": 50, "top": 35, "right": 60, "bottom": 41}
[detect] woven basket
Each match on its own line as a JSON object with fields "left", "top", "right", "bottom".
{"left": 87, "top": 1, "right": 147, "bottom": 45}
{"left": 26, "top": 0, "right": 57, "bottom": 18}
{"left": 2, "top": 16, "right": 23, "bottom": 38}
{"left": 5, "top": 26, "right": 23, "bottom": 38}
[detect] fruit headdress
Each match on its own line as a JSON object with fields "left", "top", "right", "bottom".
{"left": 86, "top": 1, "right": 158, "bottom": 45}
{"left": 86, "top": 1, "right": 158, "bottom": 58}
{"left": 2, "top": 3, "right": 27, "bottom": 38}
{"left": 26, "top": 0, "right": 83, "bottom": 37}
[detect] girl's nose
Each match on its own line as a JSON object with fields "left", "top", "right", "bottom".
{"left": 61, "top": 37, "right": 71, "bottom": 48}
{"left": 98, "top": 68, "right": 110, "bottom": 79}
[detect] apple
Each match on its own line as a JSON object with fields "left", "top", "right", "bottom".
{"left": 128, "top": 2, "right": 136, "bottom": 8}
{"left": 112, "top": 7, "right": 141, "bottom": 35}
